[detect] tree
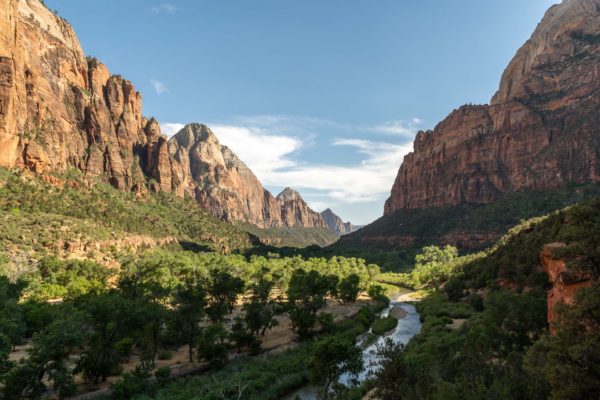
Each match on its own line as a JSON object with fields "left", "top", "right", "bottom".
{"left": 243, "top": 275, "right": 280, "bottom": 338}
{"left": 524, "top": 284, "right": 600, "bottom": 400}
{"left": 0, "top": 333, "right": 14, "bottom": 385}
{"left": 229, "top": 317, "right": 258, "bottom": 354}
{"left": 170, "top": 282, "right": 206, "bottom": 362}
{"left": 287, "top": 270, "right": 331, "bottom": 337}
{"left": 309, "top": 336, "right": 363, "bottom": 399}
{"left": 338, "top": 274, "right": 361, "bottom": 304}
{"left": 206, "top": 270, "right": 244, "bottom": 323}
{"left": 3, "top": 314, "right": 85, "bottom": 399}
{"left": 197, "top": 323, "right": 229, "bottom": 369}
{"left": 75, "top": 293, "right": 138, "bottom": 383}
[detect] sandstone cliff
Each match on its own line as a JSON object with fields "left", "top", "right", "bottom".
{"left": 385, "top": 0, "right": 600, "bottom": 214}
{"left": 168, "top": 124, "right": 326, "bottom": 228}
{"left": 320, "top": 208, "right": 359, "bottom": 236}
{"left": 541, "top": 242, "right": 592, "bottom": 331}
{"left": 0, "top": 0, "right": 328, "bottom": 231}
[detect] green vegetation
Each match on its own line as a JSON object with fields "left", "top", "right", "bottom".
{"left": 0, "top": 245, "right": 382, "bottom": 399}
{"left": 0, "top": 168, "right": 252, "bottom": 261}
{"left": 330, "top": 184, "right": 600, "bottom": 270}
{"left": 371, "top": 316, "right": 398, "bottom": 335}
{"left": 238, "top": 222, "right": 339, "bottom": 248}
{"left": 371, "top": 199, "right": 600, "bottom": 400}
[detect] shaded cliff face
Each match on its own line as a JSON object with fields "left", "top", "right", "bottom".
{"left": 320, "top": 208, "right": 359, "bottom": 235}
{"left": 0, "top": 0, "right": 328, "bottom": 231}
{"left": 385, "top": 0, "right": 600, "bottom": 214}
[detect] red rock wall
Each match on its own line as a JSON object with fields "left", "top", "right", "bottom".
{"left": 541, "top": 243, "right": 592, "bottom": 332}
{"left": 385, "top": 0, "right": 600, "bottom": 215}
{"left": 0, "top": 0, "right": 326, "bottom": 230}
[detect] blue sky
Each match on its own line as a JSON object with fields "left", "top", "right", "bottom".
{"left": 46, "top": 0, "right": 558, "bottom": 224}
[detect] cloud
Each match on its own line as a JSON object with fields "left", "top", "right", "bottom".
{"left": 151, "top": 80, "right": 167, "bottom": 95}
{"left": 161, "top": 122, "right": 185, "bottom": 136}
{"left": 210, "top": 125, "right": 303, "bottom": 178}
{"left": 257, "top": 139, "right": 413, "bottom": 203}
{"left": 207, "top": 115, "right": 417, "bottom": 206}
{"left": 151, "top": 3, "right": 179, "bottom": 14}
{"left": 368, "top": 119, "right": 422, "bottom": 137}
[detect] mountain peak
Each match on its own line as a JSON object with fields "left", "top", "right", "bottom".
{"left": 320, "top": 208, "right": 360, "bottom": 236}
{"left": 277, "top": 187, "right": 301, "bottom": 200}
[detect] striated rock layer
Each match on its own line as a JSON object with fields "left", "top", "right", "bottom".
{"left": 385, "top": 0, "right": 600, "bottom": 215}
{"left": 0, "top": 0, "right": 326, "bottom": 230}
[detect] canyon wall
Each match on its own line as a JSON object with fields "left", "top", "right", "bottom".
{"left": 385, "top": 0, "right": 600, "bottom": 214}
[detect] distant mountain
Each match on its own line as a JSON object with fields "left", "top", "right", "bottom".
{"left": 320, "top": 208, "right": 361, "bottom": 236}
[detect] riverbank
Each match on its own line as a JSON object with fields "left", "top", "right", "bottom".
{"left": 282, "top": 292, "right": 422, "bottom": 400}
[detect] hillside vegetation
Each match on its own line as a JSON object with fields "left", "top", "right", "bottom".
{"left": 371, "top": 199, "right": 600, "bottom": 400}
{"left": 0, "top": 168, "right": 254, "bottom": 265}
{"left": 330, "top": 184, "right": 600, "bottom": 270}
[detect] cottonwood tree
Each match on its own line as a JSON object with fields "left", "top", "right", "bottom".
{"left": 170, "top": 281, "right": 206, "bottom": 363}
{"left": 309, "top": 336, "right": 363, "bottom": 399}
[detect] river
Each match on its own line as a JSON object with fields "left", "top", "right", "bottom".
{"left": 281, "top": 294, "right": 422, "bottom": 400}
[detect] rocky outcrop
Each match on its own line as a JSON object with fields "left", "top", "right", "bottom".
{"left": 277, "top": 187, "right": 326, "bottom": 228}
{"left": 320, "top": 208, "right": 359, "bottom": 236}
{"left": 385, "top": 0, "right": 600, "bottom": 215}
{"left": 541, "top": 243, "right": 592, "bottom": 331}
{"left": 167, "top": 125, "right": 326, "bottom": 228}
{"left": 0, "top": 0, "right": 331, "bottom": 230}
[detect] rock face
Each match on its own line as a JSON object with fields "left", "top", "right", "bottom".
{"left": 168, "top": 124, "right": 326, "bottom": 228}
{"left": 276, "top": 187, "right": 326, "bottom": 228}
{"left": 541, "top": 243, "right": 592, "bottom": 332}
{"left": 320, "top": 208, "right": 359, "bottom": 236}
{"left": 385, "top": 0, "right": 600, "bottom": 215}
{"left": 0, "top": 0, "right": 329, "bottom": 230}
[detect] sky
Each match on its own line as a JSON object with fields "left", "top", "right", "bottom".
{"left": 45, "top": 0, "right": 559, "bottom": 225}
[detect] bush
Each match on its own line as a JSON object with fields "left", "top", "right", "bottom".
{"left": 372, "top": 316, "right": 398, "bottom": 335}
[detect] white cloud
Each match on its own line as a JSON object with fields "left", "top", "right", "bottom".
{"left": 161, "top": 122, "right": 185, "bottom": 136}
{"left": 208, "top": 116, "right": 416, "bottom": 205}
{"left": 210, "top": 125, "right": 303, "bottom": 178}
{"left": 151, "top": 3, "right": 179, "bottom": 14}
{"left": 257, "top": 139, "right": 413, "bottom": 203}
{"left": 151, "top": 80, "right": 167, "bottom": 95}
{"left": 369, "top": 119, "right": 422, "bottom": 137}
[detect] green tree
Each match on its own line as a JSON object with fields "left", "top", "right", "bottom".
{"left": 197, "top": 323, "right": 229, "bottom": 369}
{"left": 170, "top": 282, "right": 206, "bottom": 362}
{"left": 309, "top": 336, "right": 363, "bottom": 399}
{"left": 206, "top": 271, "right": 244, "bottom": 323}
{"left": 287, "top": 270, "right": 331, "bottom": 337}
{"left": 75, "top": 293, "right": 138, "bottom": 383}
{"left": 338, "top": 274, "right": 361, "bottom": 304}
{"left": 525, "top": 284, "right": 600, "bottom": 400}
{"left": 3, "top": 314, "right": 85, "bottom": 399}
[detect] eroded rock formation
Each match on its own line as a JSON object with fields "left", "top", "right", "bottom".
{"left": 385, "top": 0, "right": 600, "bottom": 215}
{"left": 0, "top": 0, "right": 328, "bottom": 230}
{"left": 541, "top": 242, "right": 592, "bottom": 331}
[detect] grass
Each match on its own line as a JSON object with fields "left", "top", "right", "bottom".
{"left": 371, "top": 316, "right": 398, "bottom": 335}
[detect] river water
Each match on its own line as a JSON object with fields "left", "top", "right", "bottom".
{"left": 281, "top": 295, "right": 422, "bottom": 400}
